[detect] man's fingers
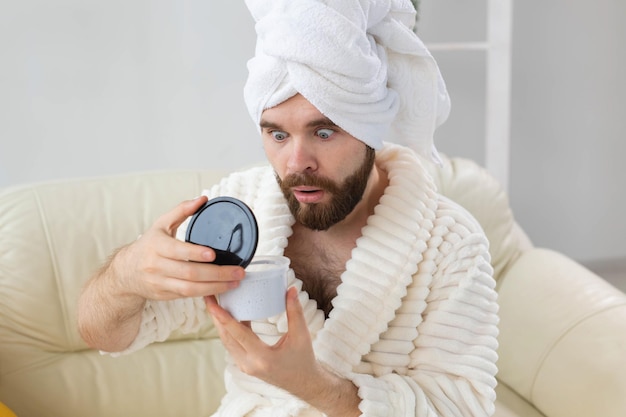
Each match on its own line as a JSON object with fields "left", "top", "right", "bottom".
{"left": 204, "top": 295, "right": 218, "bottom": 307}
{"left": 145, "top": 268, "right": 242, "bottom": 299}
{"left": 210, "top": 303, "right": 259, "bottom": 351}
{"left": 157, "top": 236, "right": 216, "bottom": 263}
{"left": 155, "top": 256, "right": 245, "bottom": 283}
{"left": 156, "top": 196, "right": 208, "bottom": 235}
{"left": 285, "top": 286, "right": 307, "bottom": 332}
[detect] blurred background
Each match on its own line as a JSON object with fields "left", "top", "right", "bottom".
{"left": 1, "top": 0, "right": 624, "bottom": 283}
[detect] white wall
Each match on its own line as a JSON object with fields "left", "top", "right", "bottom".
{"left": 0, "top": 0, "right": 262, "bottom": 186}
{"left": 417, "top": 0, "right": 626, "bottom": 264}
{"left": 511, "top": 0, "right": 626, "bottom": 264}
{"left": 1, "top": 0, "right": 624, "bottom": 264}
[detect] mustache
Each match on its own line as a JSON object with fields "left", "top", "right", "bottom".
{"left": 277, "top": 172, "right": 339, "bottom": 194}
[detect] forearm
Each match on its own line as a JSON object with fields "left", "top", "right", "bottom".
{"left": 77, "top": 246, "right": 146, "bottom": 352}
{"left": 292, "top": 363, "right": 361, "bottom": 417}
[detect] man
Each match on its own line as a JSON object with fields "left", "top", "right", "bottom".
{"left": 78, "top": 1, "right": 499, "bottom": 416}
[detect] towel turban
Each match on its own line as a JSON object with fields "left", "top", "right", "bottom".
{"left": 243, "top": 0, "right": 450, "bottom": 162}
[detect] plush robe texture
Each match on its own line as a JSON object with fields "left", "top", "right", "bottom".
{"left": 117, "top": 143, "right": 499, "bottom": 417}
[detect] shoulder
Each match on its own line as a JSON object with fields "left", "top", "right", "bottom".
{"left": 430, "top": 193, "right": 492, "bottom": 272}
{"left": 435, "top": 193, "right": 486, "bottom": 237}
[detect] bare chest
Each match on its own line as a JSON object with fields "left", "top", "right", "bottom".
{"left": 284, "top": 237, "right": 354, "bottom": 318}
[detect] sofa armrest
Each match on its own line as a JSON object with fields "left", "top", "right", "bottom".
{"left": 496, "top": 248, "right": 626, "bottom": 417}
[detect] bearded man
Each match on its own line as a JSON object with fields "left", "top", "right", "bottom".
{"left": 78, "top": 1, "right": 499, "bottom": 416}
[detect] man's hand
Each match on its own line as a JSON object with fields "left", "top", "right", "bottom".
{"left": 115, "top": 196, "right": 245, "bottom": 301}
{"left": 207, "top": 287, "right": 361, "bottom": 417}
{"left": 78, "top": 196, "right": 245, "bottom": 352}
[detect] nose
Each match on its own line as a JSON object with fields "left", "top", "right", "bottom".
{"left": 286, "top": 138, "right": 317, "bottom": 174}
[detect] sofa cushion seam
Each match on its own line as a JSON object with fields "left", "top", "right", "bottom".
{"left": 529, "top": 301, "right": 626, "bottom": 402}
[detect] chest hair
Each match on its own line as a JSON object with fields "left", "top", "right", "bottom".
{"left": 285, "top": 238, "right": 351, "bottom": 318}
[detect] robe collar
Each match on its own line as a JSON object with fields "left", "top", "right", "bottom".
{"left": 253, "top": 143, "right": 438, "bottom": 376}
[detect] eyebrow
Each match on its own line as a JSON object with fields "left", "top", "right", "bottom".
{"left": 259, "top": 117, "right": 338, "bottom": 130}
{"left": 259, "top": 119, "right": 280, "bottom": 130}
{"left": 306, "top": 117, "right": 338, "bottom": 128}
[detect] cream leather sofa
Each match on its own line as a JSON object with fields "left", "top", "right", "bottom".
{"left": 1, "top": 156, "right": 625, "bottom": 417}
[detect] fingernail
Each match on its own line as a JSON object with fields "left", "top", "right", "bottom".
{"left": 207, "top": 304, "right": 223, "bottom": 322}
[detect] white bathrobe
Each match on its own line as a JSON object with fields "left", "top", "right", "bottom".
{"left": 122, "top": 143, "right": 499, "bottom": 417}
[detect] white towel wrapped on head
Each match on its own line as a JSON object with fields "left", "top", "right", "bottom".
{"left": 243, "top": 0, "right": 450, "bottom": 163}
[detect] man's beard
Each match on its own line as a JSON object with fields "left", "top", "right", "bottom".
{"left": 276, "top": 147, "right": 376, "bottom": 231}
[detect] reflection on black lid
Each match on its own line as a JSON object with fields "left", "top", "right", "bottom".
{"left": 185, "top": 197, "right": 259, "bottom": 268}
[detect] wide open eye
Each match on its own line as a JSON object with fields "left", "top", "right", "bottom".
{"left": 316, "top": 128, "right": 335, "bottom": 139}
{"left": 271, "top": 130, "right": 288, "bottom": 141}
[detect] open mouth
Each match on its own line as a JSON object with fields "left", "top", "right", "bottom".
{"left": 293, "top": 187, "right": 325, "bottom": 203}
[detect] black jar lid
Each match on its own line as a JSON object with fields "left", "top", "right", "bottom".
{"left": 185, "top": 196, "right": 258, "bottom": 268}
